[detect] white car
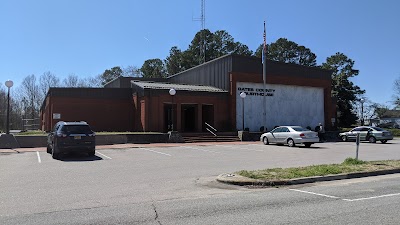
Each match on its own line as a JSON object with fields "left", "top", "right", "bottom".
{"left": 260, "top": 126, "right": 319, "bottom": 147}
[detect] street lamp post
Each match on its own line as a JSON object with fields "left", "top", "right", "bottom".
{"left": 360, "top": 98, "right": 365, "bottom": 126}
{"left": 240, "top": 92, "right": 247, "bottom": 131}
{"left": 169, "top": 88, "right": 176, "bottom": 131}
{"left": 5, "top": 80, "right": 14, "bottom": 134}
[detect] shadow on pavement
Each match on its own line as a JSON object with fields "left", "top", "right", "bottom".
{"left": 57, "top": 153, "right": 103, "bottom": 162}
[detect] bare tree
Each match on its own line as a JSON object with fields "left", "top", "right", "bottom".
{"left": 39, "top": 71, "right": 60, "bottom": 97}
{"left": 0, "top": 84, "right": 6, "bottom": 131}
{"left": 63, "top": 74, "right": 79, "bottom": 87}
{"left": 79, "top": 76, "right": 102, "bottom": 87}
{"left": 19, "top": 74, "right": 41, "bottom": 122}
{"left": 123, "top": 65, "right": 141, "bottom": 77}
{"left": 393, "top": 76, "right": 400, "bottom": 108}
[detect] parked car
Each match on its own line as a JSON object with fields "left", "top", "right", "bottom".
{"left": 260, "top": 126, "right": 319, "bottom": 147}
{"left": 339, "top": 126, "right": 393, "bottom": 143}
{"left": 47, "top": 121, "right": 96, "bottom": 159}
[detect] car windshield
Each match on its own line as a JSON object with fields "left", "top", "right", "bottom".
{"left": 61, "top": 125, "right": 92, "bottom": 134}
{"left": 291, "top": 126, "right": 308, "bottom": 132}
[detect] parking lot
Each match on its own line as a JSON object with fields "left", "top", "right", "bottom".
{"left": 1, "top": 140, "right": 400, "bottom": 224}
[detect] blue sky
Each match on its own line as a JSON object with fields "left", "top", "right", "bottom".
{"left": 1, "top": 0, "right": 399, "bottom": 107}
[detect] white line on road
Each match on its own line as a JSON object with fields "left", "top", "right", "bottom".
{"left": 139, "top": 148, "right": 171, "bottom": 156}
{"left": 96, "top": 151, "right": 112, "bottom": 159}
{"left": 343, "top": 193, "right": 400, "bottom": 202}
{"left": 36, "top": 151, "right": 41, "bottom": 163}
{"left": 289, "top": 189, "right": 341, "bottom": 199}
{"left": 219, "top": 145, "right": 264, "bottom": 152}
{"left": 182, "top": 146, "right": 221, "bottom": 153}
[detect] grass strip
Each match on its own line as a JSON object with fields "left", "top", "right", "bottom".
{"left": 237, "top": 158, "right": 400, "bottom": 180}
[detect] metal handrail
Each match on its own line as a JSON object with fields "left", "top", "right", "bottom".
{"left": 205, "top": 122, "right": 217, "bottom": 137}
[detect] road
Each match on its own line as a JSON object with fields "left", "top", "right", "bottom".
{"left": 1, "top": 140, "right": 400, "bottom": 224}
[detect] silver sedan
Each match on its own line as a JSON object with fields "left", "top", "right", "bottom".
{"left": 260, "top": 126, "right": 319, "bottom": 147}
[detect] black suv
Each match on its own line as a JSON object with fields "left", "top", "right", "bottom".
{"left": 47, "top": 121, "right": 96, "bottom": 159}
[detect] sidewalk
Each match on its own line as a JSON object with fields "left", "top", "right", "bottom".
{"left": 0, "top": 141, "right": 257, "bottom": 154}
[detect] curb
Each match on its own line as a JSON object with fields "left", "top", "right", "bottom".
{"left": 216, "top": 169, "right": 400, "bottom": 186}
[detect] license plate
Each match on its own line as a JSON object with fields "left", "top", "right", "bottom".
{"left": 74, "top": 136, "right": 81, "bottom": 140}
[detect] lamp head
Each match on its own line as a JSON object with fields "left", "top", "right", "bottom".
{"left": 169, "top": 88, "right": 176, "bottom": 96}
{"left": 5, "top": 80, "right": 13, "bottom": 88}
{"left": 240, "top": 92, "right": 246, "bottom": 98}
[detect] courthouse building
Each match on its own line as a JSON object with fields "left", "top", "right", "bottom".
{"left": 40, "top": 54, "right": 336, "bottom": 133}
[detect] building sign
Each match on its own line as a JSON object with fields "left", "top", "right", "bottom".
{"left": 236, "top": 82, "right": 324, "bottom": 132}
{"left": 53, "top": 113, "right": 61, "bottom": 119}
{"left": 237, "top": 87, "right": 275, "bottom": 96}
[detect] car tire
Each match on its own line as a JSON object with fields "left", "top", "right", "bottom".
{"left": 368, "top": 136, "right": 376, "bottom": 143}
{"left": 341, "top": 135, "right": 348, "bottom": 142}
{"left": 52, "top": 144, "right": 60, "bottom": 159}
{"left": 263, "top": 137, "right": 269, "bottom": 145}
{"left": 304, "top": 143, "right": 312, "bottom": 148}
{"left": 380, "top": 140, "right": 387, "bottom": 144}
{"left": 88, "top": 149, "right": 95, "bottom": 156}
{"left": 287, "top": 139, "right": 295, "bottom": 147}
{"left": 46, "top": 144, "right": 51, "bottom": 154}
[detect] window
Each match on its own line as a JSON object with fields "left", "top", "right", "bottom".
{"left": 61, "top": 125, "right": 92, "bottom": 134}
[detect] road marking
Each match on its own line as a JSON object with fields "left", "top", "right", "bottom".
{"left": 221, "top": 145, "right": 264, "bottom": 152}
{"left": 182, "top": 146, "right": 221, "bottom": 153}
{"left": 139, "top": 148, "right": 171, "bottom": 156}
{"left": 36, "top": 151, "right": 41, "bottom": 163}
{"left": 96, "top": 151, "right": 112, "bottom": 159}
{"left": 289, "top": 189, "right": 340, "bottom": 199}
{"left": 343, "top": 193, "right": 400, "bottom": 202}
{"left": 290, "top": 188, "right": 400, "bottom": 202}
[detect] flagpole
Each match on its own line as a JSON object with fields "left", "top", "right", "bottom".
{"left": 263, "top": 21, "right": 267, "bottom": 132}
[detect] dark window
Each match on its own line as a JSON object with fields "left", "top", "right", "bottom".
{"left": 372, "top": 127, "right": 384, "bottom": 131}
{"left": 272, "top": 127, "right": 282, "bottom": 133}
{"left": 281, "top": 127, "right": 290, "bottom": 132}
{"left": 361, "top": 128, "right": 370, "bottom": 132}
{"left": 61, "top": 125, "right": 92, "bottom": 134}
{"left": 292, "top": 126, "right": 308, "bottom": 132}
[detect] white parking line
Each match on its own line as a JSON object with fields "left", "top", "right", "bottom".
{"left": 290, "top": 188, "right": 400, "bottom": 202}
{"left": 139, "top": 148, "right": 171, "bottom": 156}
{"left": 289, "top": 189, "right": 340, "bottom": 199}
{"left": 96, "top": 151, "right": 112, "bottom": 159}
{"left": 343, "top": 193, "right": 400, "bottom": 202}
{"left": 182, "top": 146, "right": 221, "bottom": 153}
{"left": 218, "top": 145, "right": 264, "bottom": 152}
{"left": 36, "top": 151, "right": 41, "bottom": 163}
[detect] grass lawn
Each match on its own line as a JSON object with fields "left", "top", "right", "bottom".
{"left": 237, "top": 158, "right": 400, "bottom": 180}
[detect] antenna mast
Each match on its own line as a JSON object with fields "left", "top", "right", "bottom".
{"left": 193, "top": 0, "right": 206, "bottom": 64}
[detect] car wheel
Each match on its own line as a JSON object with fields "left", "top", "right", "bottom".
{"left": 263, "top": 137, "right": 269, "bottom": 145}
{"left": 341, "top": 135, "right": 348, "bottom": 142}
{"left": 52, "top": 144, "right": 60, "bottom": 159}
{"left": 380, "top": 140, "right": 387, "bottom": 144}
{"left": 304, "top": 143, "right": 312, "bottom": 148}
{"left": 46, "top": 144, "right": 51, "bottom": 154}
{"left": 88, "top": 149, "right": 95, "bottom": 156}
{"left": 287, "top": 139, "right": 295, "bottom": 147}
{"left": 368, "top": 136, "right": 376, "bottom": 143}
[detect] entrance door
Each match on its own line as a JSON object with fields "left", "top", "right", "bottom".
{"left": 163, "top": 104, "right": 176, "bottom": 132}
{"left": 202, "top": 105, "right": 214, "bottom": 131}
{"left": 181, "top": 105, "right": 197, "bottom": 132}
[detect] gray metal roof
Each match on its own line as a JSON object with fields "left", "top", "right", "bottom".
{"left": 131, "top": 81, "right": 227, "bottom": 93}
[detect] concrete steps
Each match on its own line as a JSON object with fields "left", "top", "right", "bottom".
{"left": 182, "top": 132, "right": 240, "bottom": 143}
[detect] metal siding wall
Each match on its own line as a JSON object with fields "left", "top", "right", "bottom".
{"left": 168, "top": 55, "right": 232, "bottom": 91}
